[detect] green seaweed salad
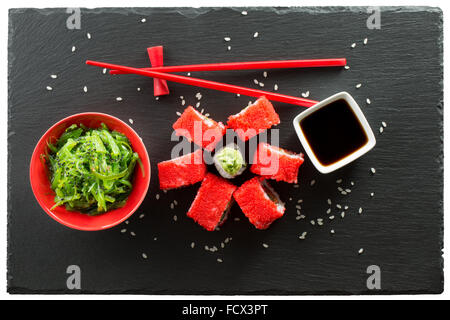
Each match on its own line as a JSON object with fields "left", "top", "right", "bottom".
{"left": 43, "top": 123, "right": 144, "bottom": 215}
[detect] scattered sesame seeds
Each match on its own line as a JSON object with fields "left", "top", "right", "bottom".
{"left": 83, "top": 86, "right": 88, "bottom": 93}
{"left": 116, "top": 97, "right": 123, "bottom": 101}
{"left": 191, "top": 242, "right": 195, "bottom": 248}
{"left": 262, "top": 243, "right": 269, "bottom": 248}
{"left": 310, "top": 220, "right": 316, "bottom": 226}
{"left": 358, "top": 248, "right": 364, "bottom": 255}
{"left": 336, "top": 204, "right": 342, "bottom": 209}
{"left": 46, "top": 86, "right": 53, "bottom": 91}
{"left": 87, "top": 32, "right": 91, "bottom": 39}
{"left": 351, "top": 43, "right": 356, "bottom": 48}
{"left": 356, "top": 83, "right": 362, "bottom": 89}
{"left": 50, "top": 74, "right": 57, "bottom": 79}
{"left": 274, "top": 84, "right": 278, "bottom": 91}
{"left": 317, "top": 218, "right": 324, "bottom": 226}
{"left": 253, "top": 32, "right": 259, "bottom": 38}
{"left": 71, "top": 46, "right": 76, "bottom": 52}
{"left": 142, "top": 253, "right": 148, "bottom": 259}
{"left": 301, "top": 91, "right": 310, "bottom": 98}
{"left": 299, "top": 231, "right": 307, "bottom": 240}
{"left": 366, "top": 98, "right": 371, "bottom": 104}
{"left": 363, "top": 38, "right": 368, "bottom": 45}
{"left": 338, "top": 187, "right": 343, "bottom": 192}
{"left": 329, "top": 215, "right": 335, "bottom": 220}
{"left": 358, "top": 207, "right": 363, "bottom": 214}
{"left": 224, "top": 37, "right": 231, "bottom": 42}
{"left": 141, "top": 18, "right": 147, "bottom": 23}
{"left": 129, "top": 118, "right": 134, "bottom": 124}
{"left": 241, "top": 11, "right": 248, "bottom": 15}
{"left": 370, "top": 167, "right": 376, "bottom": 174}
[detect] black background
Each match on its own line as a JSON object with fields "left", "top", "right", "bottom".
{"left": 8, "top": 7, "right": 443, "bottom": 294}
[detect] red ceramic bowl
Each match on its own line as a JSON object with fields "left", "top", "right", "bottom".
{"left": 30, "top": 112, "right": 151, "bottom": 231}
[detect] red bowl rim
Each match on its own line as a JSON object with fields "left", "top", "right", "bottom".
{"left": 29, "top": 112, "right": 151, "bottom": 231}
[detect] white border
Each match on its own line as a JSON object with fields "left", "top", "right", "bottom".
{"left": 0, "top": 0, "right": 447, "bottom": 300}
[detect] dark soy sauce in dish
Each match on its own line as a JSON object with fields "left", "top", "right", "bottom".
{"left": 299, "top": 99, "right": 368, "bottom": 166}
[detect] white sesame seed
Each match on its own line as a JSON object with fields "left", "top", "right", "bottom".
{"left": 120, "top": 228, "right": 127, "bottom": 233}
{"left": 137, "top": 87, "right": 141, "bottom": 91}
{"left": 46, "top": 86, "right": 53, "bottom": 91}
{"left": 103, "top": 68, "right": 107, "bottom": 74}
{"left": 181, "top": 100, "right": 186, "bottom": 106}
{"left": 139, "top": 214, "right": 145, "bottom": 219}
{"left": 227, "top": 46, "right": 231, "bottom": 51}
{"left": 191, "top": 242, "right": 195, "bottom": 248}
{"left": 170, "top": 203, "right": 174, "bottom": 209}
{"left": 196, "top": 102, "right": 201, "bottom": 108}
{"left": 262, "top": 243, "right": 269, "bottom": 248}
{"left": 234, "top": 217, "right": 240, "bottom": 221}
{"left": 338, "top": 187, "right": 343, "bottom": 192}
{"left": 297, "top": 199, "right": 303, "bottom": 203}
{"left": 330, "top": 229, "right": 335, "bottom": 234}
{"left": 204, "top": 113, "right": 210, "bottom": 117}
{"left": 326, "top": 208, "right": 331, "bottom": 214}
{"left": 221, "top": 242, "right": 225, "bottom": 248}
{"left": 125, "top": 220, "right": 129, "bottom": 225}
{"left": 329, "top": 215, "right": 335, "bottom": 220}
{"left": 241, "top": 11, "right": 248, "bottom": 15}
{"left": 141, "top": 18, "right": 146, "bottom": 23}
{"left": 358, "top": 248, "right": 364, "bottom": 254}
{"left": 345, "top": 189, "right": 351, "bottom": 193}
{"left": 116, "top": 97, "right": 123, "bottom": 101}
{"left": 173, "top": 215, "right": 177, "bottom": 221}
{"left": 344, "top": 206, "right": 349, "bottom": 210}
{"left": 130, "top": 231, "right": 136, "bottom": 236}
{"left": 200, "top": 108, "right": 204, "bottom": 114}
{"left": 224, "top": 238, "right": 230, "bottom": 243}
{"left": 336, "top": 204, "right": 342, "bottom": 209}
{"left": 351, "top": 181, "right": 355, "bottom": 186}
{"left": 83, "top": 86, "right": 87, "bottom": 93}
{"left": 236, "top": 94, "right": 240, "bottom": 97}
{"left": 224, "top": 37, "right": 231, "bottom": 42}
{"left": 259, "top": 82, "right": 264, "bottom": 87}
{"left": 50, "top": 74, "right": 57, "bottom": 79}
{"left": 341, "top": 212, "right": 346, "bottom": 218}
{"left": 155, "top": 97, "right": 159, "bottom": 100}
{"left": 341, "top": 191, "right": 347, "bottom": 195}
{"left": 142, "top": 253, "right": 148, "bottom": 259}
{"left": 217, "top": 258, "right": 223, "bottom": 263}
{"left": 156, "top": 194, "right": 160, "bottom": 200}
{"left": 366, "top": 98, "right": 371, "bottom": 104}
{"left": 154, "top": 237, "right": 157, "bottom": 241}
{"left": 205, "top": 245, "right": 209, "bottom": 251}
{"left": 370, "top": 167, "right": 376, "bottom": 174}
{"left": 299, "top": 232, "right": 307, "bottom": 240}
{"left": 327, "top": 198, "right": 332, "bottom": 205}
{"left": 351, "top": 43, "right": 356, "bottom": 48}
{"left": 336, "top": 179, "right": 342, "bottom": 184}
{"left": 294, "top": 184, "right": 299, "bottom": 188}
{"left": 317, "top": 218, "right": 324, "bottom": 226}
{"left": 363, "top": 38, "right": 368, "bottom": 45}
{"left": 370, "top": 192, "right": 375, "bottom": 197}
{"left": 299, "top": 215, "right": 306, "bottom": 219}
{"left": 187, "top": 73, "right": 191, "bottom": 76}
{"left": 253, "top": 32, "right": 259, "bottom": 38}
{"left": 87, "top": 32, "right": 91, "bottom": 39}
{"left": 295, "top": 216, "right": 301, "bottom": 220}
{"left": 302, "top": 91, "right": 310, "bottom": 98}
{"left": 295, "top": 205, "right": 301, "bottom": 210}
{"left": 176, "top": 111, "right": 181, "bottom": 116}
{"left": 71, "top": 46, "right": 76, "bottom": 52}
{"left": 379, "top": 127, "right": 384, "bottom": 133}
{"left": 128, "top": 118, "right": 134, "bottom": 124}
{"left": 382, "top": 121, "right": 387, "bottom": 128}
{"left": 253, "top": 79, "right": 259, "bottom": 85}
{"left": 310, "top": 179, "right": 316, "bottom": 186}
{"left": 358, "top": 207, "right": 363, "bottom": 214}
{"left": 263, "top": 71, "right": 268, "bottom": 78}
{"left": 310, "top": 220, "right": 316, "bottom": 226}
{"left": 344, "top": 65, "right": 350, "bottom": 70}
{"left": 274, "top": 84, "right": 278, "bottom": 91}
{"left": 356, "top": 83, "right": 362, "bottom": 89}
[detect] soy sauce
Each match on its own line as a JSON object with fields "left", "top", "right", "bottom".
{"left": 300, "top": 99, "right": 368, "bottom": 166}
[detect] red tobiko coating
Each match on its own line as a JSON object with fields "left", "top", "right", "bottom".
{"left": 158, "top": 149, "right": 207, "bottom": 190}
{"left": 233, "top": 177, "right": 285, "bottom": 230}
{"left": 173, "top": 106, "right": 226, "bottom": 152}
{"left": 187, "top": 173, "right": 237, "bottom": 231}
{"left": 250, "top": 142, "right": 304, "bottom": 184}
{"left": 227, "top": 96, "right": 280, "bottom": 141}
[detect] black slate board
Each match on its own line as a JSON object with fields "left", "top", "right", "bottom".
{"left": 8, "top": 7, "right": 443, "bottom": 294}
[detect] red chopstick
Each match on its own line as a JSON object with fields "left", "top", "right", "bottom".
{"left": 109, "top": 58, "right": 347, "bottom": 75}
{"left": 86, "top": 60, "right": 319, "bottom": 107}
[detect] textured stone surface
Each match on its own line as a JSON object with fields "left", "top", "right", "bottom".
{"left": 8, "top": 7, "right": 442, "bottom": 294}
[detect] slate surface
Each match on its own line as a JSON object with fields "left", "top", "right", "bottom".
{"left": 8, "top": 7, "right": 443, "bottom": 294}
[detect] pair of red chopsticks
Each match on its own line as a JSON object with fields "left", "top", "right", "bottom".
{"left": 86, "top": 55, "right": 346, "bottom": 108}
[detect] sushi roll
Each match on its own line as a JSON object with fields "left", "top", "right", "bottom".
{"left": 250, "top": 142, "right": 304, "bottom": 184}
{"left": 213, "top": 143, "right": 247, "bottom": 179}
{"left": 173, "top": 106, "right": 226, "bottom": 152}
{"left": 187, "top": 173, "right": 237, "bottom": 231}
{"left": 233, "top": 177, "right": 285, "bottom": 230}
{"left": 227, "top": 96, "right": 280, "bottom": 141}
{"left": 158, "top": 149, "right": 207, "bottom": 190}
